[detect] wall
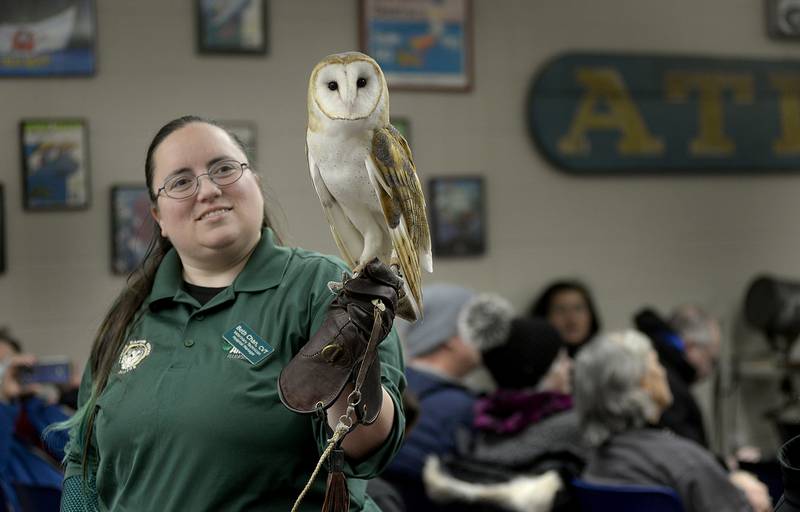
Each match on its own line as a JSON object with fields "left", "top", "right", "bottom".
{"left": 1, "top": 0, "right": 797, "bottom": 452}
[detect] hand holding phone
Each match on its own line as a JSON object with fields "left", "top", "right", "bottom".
{"left": 18, "top": 358, "right": 71, "bottom": 386}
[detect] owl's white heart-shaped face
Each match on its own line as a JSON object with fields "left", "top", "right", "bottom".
{"left": 312, "top": 59, "right": 384, "bottom": 121}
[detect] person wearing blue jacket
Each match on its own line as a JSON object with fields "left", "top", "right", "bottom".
{"left": 384, "top": 284, "right": 484, "bottom": 510}
{"left": 0, "top": 328, "right": 70, "bottom": 512}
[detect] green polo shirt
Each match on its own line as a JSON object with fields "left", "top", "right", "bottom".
{"left": 64, "top": 228, "right": 406, "bottom": 511}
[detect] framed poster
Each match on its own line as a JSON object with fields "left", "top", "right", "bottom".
{"left": 111, "top": 185, "right": 155, "bottom": 275}
{"left": 220, "top": 120, "right": 257, "bottom": 164}
{"left": 359, "top": 0, "right": 473, "bottom": 91}
{"left": 197, "top": 0, "right": 268, "bottom": 55}
{"left": 429, "top": 176, "right": 485, "bottom": 257}
{"left": 20, "top": 119, "right": 90, "bottom": 211}
{"left": 0, "top": 0, "right": 96, "bottom": 76}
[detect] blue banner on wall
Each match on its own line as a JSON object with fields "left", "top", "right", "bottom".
{"left": 528, "top": 53, "right": 800, "bottom": 173}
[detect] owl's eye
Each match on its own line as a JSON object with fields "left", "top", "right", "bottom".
{"left": 327, "top": 81, "right": 338, "bottom": 91}
{"left": 356, "top": 77, "right": 367, "bottom": 88}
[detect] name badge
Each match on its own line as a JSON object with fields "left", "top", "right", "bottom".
{"left": 222, "top": 322, "right": 274, "bottom": 366}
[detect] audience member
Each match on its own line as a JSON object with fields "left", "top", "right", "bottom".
{"left": 0, "top": 327, "right": 70, "bottom": 512}
{"left": 383, "top": 283, "right": 483, "bottom": 510}
{"left": 422, "top": 296, "right": 584, "bottom": 512}
{"left": 575, "top": 329, "right": 770, "bottom": 512}
{"left": 634, "top": 304, "right": 720, "bottom": 447}
{"left": 367, "top": 390, "right": 421, "bottom": 512}
{"left": 529, "top": 280, "right": 600, "bottom": 356}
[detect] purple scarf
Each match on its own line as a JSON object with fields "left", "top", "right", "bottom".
{"left": 474, "top": 389, "right": 573, "bottom": 435}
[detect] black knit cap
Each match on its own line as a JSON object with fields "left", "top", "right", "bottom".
{"left": 482, "top": 317, "right": 565, "bottom": 390}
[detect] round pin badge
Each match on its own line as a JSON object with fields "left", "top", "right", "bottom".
{"left": 119, "top": 340, "right": 152, "bottom": 374}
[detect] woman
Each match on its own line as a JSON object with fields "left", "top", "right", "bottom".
{"left": 574, "top": 330, "right": 770, "bottom": 512}
{"left": 60, "top": 116, "right": 406, "bottom": 511}
{"left": 529, "top": 280, "right": 600, "bottom": 356}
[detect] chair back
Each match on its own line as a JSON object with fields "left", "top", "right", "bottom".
{"left": 572, "top": 478, "right": 684, "bottom": 512}
{"left": 13, "top": 484, "right": 61, "bottom": 512}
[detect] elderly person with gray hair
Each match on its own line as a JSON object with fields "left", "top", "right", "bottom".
{"left": 575, "top": 330, "right": 771, "bottom": 512}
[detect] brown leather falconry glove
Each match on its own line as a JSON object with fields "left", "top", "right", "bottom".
{"left": 278, "top": 258, "right": 401, "bottom": 425}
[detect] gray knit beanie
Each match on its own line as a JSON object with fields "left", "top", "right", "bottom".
{"left": 400, "top": 284, "right": 477, "bottom": 358}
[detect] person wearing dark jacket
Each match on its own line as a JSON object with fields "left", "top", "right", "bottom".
{"left": 0, "top": 328, "right": 70, "bottom": 512}
{"left": 777, "top": 434, "right": 800, "bottom": 511}
{"left": 633, "top": 305, "right": 720, "bottom": 447}
{"left": 576, "top": 330, "right": 768, "bottom": 512}
{"left": 421, "top": 296, "right": 585, "bottom": 512}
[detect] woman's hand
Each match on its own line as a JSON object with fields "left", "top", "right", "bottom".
{"left": 729, "top": 470, "right": 772, "bottom": 512}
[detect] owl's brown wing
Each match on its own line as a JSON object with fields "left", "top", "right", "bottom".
{"left": 366, "top": 124, "right": 432, "bottom": 320}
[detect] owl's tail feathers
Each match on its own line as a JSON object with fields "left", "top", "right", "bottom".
{"left": 397, "top": 283, "right": 421, "bottom": 323}
{"left": 389, "top": 259, "right": 422, "bottom": 323}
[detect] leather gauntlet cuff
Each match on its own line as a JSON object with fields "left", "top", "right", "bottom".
{"left": 278, "top": 259, "right": 401, "bottom": 425}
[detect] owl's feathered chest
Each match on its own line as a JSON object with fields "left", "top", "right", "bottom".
{"left": 307, "top": 130, "right": 378, "bottom": 206}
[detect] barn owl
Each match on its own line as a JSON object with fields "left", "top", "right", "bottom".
{"left": 306, "top": 51, "right": 432, "bottom": 322}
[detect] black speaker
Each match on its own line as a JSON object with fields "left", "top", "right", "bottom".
{"left": 767, "top": 0, "right": 800, "bottom": 39}
{"left": 745, "top": 275, "right": 800, "bottom": 351}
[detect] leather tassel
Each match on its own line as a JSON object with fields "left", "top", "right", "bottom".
{"left": 322, "top": 448, "right": 349, "bottom": 512}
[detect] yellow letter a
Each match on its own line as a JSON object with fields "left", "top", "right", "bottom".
{"left": 558, "top": 68, "right": 664, "bottom": 156}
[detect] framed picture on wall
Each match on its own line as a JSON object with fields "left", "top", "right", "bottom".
{"left": 111, "top": 185, "right": 156, "bottom": 275}
{"left": 429, "top": 176, "right": 485, "bottom": 257}
{"left": 391, "top": 117, "right": 411, "bottom": 145}
{"left": 0, "top": 184, "right": 5, "bottom": 273}
{"left": 359, "top": 0, "right": 473, "bottom": 91}
{"left": 197, "top": 0, "right": 268, "bottom": 54}
{"left": 220, "top": 120, "right": 258, "bottom": 164}
{"left": 0, "top": 0, "right": 97, "bottom": 76}
{"left": 20, "top": 119, "right": 90, "bottom": 211}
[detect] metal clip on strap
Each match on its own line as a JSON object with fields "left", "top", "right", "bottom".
{"left": 290, "top": 300, "right": 386, "bottom": 512}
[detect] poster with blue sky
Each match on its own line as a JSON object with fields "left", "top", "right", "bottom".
{"left": 361, "top": 0, "right": 472, "bottom": 91}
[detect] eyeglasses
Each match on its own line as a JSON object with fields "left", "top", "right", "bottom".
{"left": 157, "top": 160, "right": 248, "bottom": 200}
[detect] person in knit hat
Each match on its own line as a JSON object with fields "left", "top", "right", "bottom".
{"left": 383, "top": 283, "right": 484, "bottom": 511}
{"left": 422, "top": 295, "right": 586, "bottom": 512}
{"left": 458, "top": 294, "right": 574, "bottom": 435}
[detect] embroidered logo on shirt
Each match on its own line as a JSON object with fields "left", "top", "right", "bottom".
{"left": 222, "top": 340, "right": 245, "bottom": 360}
{"left": 119, "top": 340, "right": 151, "bottom": 374}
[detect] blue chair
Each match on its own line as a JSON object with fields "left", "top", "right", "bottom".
{"left": 13, "top": 484, "right": 61, "bottom": 512}
{"left": 572, "top": 478, "right": 685, "bottom": 512}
